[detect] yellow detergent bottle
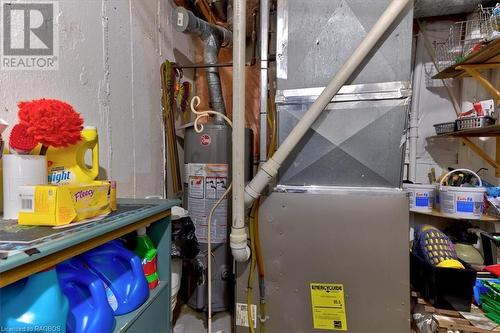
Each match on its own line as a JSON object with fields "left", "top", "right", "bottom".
{"left": 45, "top": 126, "right": 99, "bottom": 185}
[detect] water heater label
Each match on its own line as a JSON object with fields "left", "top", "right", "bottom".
{"left": 310, "top": 283, "right": 348, "bottom": 331}
{"left": 185, "top": 163, "right": 228, "bottom": 243}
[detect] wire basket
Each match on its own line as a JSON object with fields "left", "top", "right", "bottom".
{"left": 434, "top": 122, "right": 456, "bottom": 135}
{"left": 456, "top": 116, "right": 495, "bottom": 131}
{"left": 434, "top": 5, "right": 499, "bottom": 71}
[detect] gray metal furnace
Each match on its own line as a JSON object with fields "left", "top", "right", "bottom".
{"left": 235, "top": 187, "right": 410, "bottom": 332}
{"left": 236, "top": 0, "right": 413, "bottom": 331}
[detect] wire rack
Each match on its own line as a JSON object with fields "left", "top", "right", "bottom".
{"left": 434, "top": 5, "right": 500, "bottom": 72}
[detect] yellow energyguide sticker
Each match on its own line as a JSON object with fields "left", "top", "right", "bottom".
{"left": 310, "top": 283, "right": 348, "bottom": 331}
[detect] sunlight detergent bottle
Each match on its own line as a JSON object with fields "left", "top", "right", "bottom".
{"left": 46, "top": 127, "right": 99, "bottom": 185}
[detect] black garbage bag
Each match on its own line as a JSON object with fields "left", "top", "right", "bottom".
{"left": 172, "top": 216, "right": 200, "bottom": 259}
{"left": 444, "top": 222, "right": 478, "bottom": 245}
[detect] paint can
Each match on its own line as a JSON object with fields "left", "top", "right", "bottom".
{"left": 403, "top": 183, "right": 435, "bottom": 212}
{"left": 439, "top": 169, "right": 486, "bottom": 220}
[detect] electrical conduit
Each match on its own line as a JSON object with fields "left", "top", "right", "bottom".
{"left": 241, "top": 0, "right": 412, "bottom": 212}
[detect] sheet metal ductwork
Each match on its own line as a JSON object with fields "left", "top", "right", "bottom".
{"left": 173, "top": 7, "right": 232, "bottom": 122}
{"left": 414, "top": 0, "right": 495, "bottom": 18}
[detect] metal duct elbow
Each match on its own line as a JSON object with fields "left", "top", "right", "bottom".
{"left": 173, "top": 7, "right": 232, "bottom": 122}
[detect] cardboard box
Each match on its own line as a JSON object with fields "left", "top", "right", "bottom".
{"left": 18, "top": 182, "right": 111, "bottom": 226}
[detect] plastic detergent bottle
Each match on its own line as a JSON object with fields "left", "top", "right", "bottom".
{"left": 134, "top": 227, "right": 160, "bottom": 289}
{"left": 80, "top": 240, "right": 149, "bottom": 315}
{"left": 0, "top": 268, "right": 69, "bottom": 332}
{"left": 57, "top": 258, "right": 115, "bottom": 333}
{"left": 45, "top": 126, "right": 99, "bottom": 185}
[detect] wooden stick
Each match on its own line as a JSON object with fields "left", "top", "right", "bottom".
{"left": 462, "top": 137, "right": 500, "bottom": 170}
{"left": 161, "top": 61, "right": 183, "bottom": 197}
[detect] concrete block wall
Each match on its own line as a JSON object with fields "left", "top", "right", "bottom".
{"left": 0, "top": 0, "right": 195, "bottom": 198}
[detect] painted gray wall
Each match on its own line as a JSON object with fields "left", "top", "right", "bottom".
{"left": 0, "top": 0, "right": 195, "bottom": 198}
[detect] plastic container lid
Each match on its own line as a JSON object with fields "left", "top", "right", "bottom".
{"left": 172, "top": 206, "right": 188, "bottom": 220}
{"left": 403, "top": 183, "right": 436, "bottom": 190}
{"left": 440, "top": 185, "right": 486, "bottom": 193}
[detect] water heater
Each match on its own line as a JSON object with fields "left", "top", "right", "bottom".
{"left": 184, "top": 121, "right": 253, "bottom": 312}
{"left": 184, "top": 123, "right": 232, "bottom": 312}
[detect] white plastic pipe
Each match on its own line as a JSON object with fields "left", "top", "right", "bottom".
{"left": 244, "top": 0, "right": 411, "bottom": 208}
{"left": 230, "top": 0, "right": 250, "bottom": 262}
{"left": 409, "top": 35, "right": 423, "bottom": 183}
{"left": 259, "top": 0, "right": 270, "bottom": 163}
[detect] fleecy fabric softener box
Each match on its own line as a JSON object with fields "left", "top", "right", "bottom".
{"left": 18, "top": 182, "right": 111, "bottom": 226}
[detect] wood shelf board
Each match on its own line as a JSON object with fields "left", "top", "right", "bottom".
{"left": 0, "top": 211, "right": 170, "bottom": 288}
{"left": 428, "top": 124, "right": 500, "bottom": 139}
{"left": 433, "top": 38, "right": 500, "bottom": 79}
{"left": 411, "top": 209, "right": 500, "bottom": 222}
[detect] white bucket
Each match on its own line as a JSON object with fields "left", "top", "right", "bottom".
{"left": 3, "top": 155, "right": 47, "bottom": 219}
{"left": 171, "top": 206, "right": 186, "bottom": 314}
{"left": 439, "top": 169, "right": 486, "bottom": 220}
{"left": 171, "top": 258, "right": 182, "bottom": 314}
{"left": 403, "top": 183, "right": 435, "bottom": 212}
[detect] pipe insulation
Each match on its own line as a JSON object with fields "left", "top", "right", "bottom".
{"left": 243, "top": 0, "right": 412, "bottom": 208}
{"left": 230, "top": 0, "right": 249, "bottom": 262}
{"left": 173, "top": 7, "right": 232, "bottom": 123}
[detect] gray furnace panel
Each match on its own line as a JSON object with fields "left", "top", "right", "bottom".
{"left": 276, "top": 0, "right": 413, "bottom": 89}
{"left": 235, "top": 187, "right": 410, "bottom": 333}
{"left": 277, "top": 82, "right": 411, "bottom": 187}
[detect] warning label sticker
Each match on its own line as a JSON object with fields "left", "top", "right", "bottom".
{"left": 189, "top": 176, "right": 204, "bottom": 199}
{"left": 185, "top": 163, "right": 228, "bottom": 243}
{"left": 235, "top": 303, "right": 257, "bottom": 329}
{"left": 310, "top": 283, "right": 348, "bottom": 331}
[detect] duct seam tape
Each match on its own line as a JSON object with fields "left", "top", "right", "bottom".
{"left": 403, "top": 184, "right": 435, "bottom": 212}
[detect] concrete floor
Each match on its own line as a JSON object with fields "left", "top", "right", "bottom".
{"left": 173, "top": 304, "right": 232, "bottom": 333}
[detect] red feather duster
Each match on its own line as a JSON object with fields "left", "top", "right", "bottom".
{"left": 17, "top": 99, "right": 83, "bottom": 150}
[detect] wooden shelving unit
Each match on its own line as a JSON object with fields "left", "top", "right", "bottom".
{"left": 429, "top": 124, "right": 500, "bottom": 139}
{"left": 411, "top": 209, "right": 500, "bottom": 223}
{"left": 428, "top": 38, "right": 500, "bottom": 176}
{"left": 433, "top": 38, "right": 500, "bottom": 82}
{"left": 427, "top": 124, "right": 500, "bottom": 177}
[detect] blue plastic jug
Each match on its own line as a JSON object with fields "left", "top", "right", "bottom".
{"left": 80, "top": 240, "right": 149, "bottom": 315}
{"left": 57, "top": 258, "right": 115, "bottom": 333}
{"left": 0, "top": 268, "right": 69, "bottom": 332}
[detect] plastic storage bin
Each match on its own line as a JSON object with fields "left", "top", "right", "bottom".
{"left": 410, "top": 252, "right": 477, "bottom": 311}
{"left": 57, "top": 258, "right": 115, "bottom": 333}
